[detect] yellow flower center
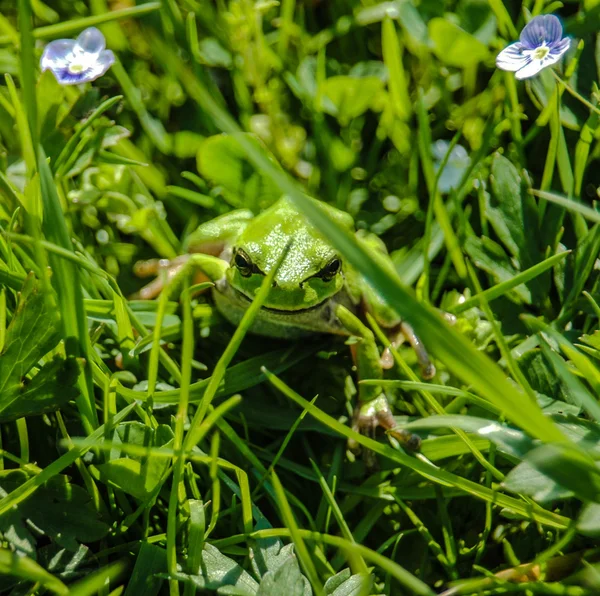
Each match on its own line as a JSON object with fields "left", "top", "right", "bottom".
{"left": 68, "top": 62, "right": 86, "bottom": 74}
{"left": 533, "top": 46, "right": 550, "bottom": 60}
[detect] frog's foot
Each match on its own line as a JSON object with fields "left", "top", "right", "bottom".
{"left": 348, "top": 395, "right": 421, "bottom": 461}
{"left": 132, "top": 256, "right": 191, "bottom": 299}
{"left": 380, "top": 321, "right": 435, "bottom": 379}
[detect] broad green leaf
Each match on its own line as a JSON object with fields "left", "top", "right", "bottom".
{"left": 503, "top": 461, "right": 574, "bottom": 503}
{"left": 488, "top": 154, "right": 542, "bottom": 282}
{"left": 428, "top": 18, "right": 489, "bottom": 67}
{"left": 197, "top": 133, "right": 282, "bottom": 211}
{"left": 319, "top": 76, "right": 385, "bottom": 124}
{"left": 577, "top": 503, "right": 600, "bottom": 537}
{"left": 123, "top": 542, "right": 167, "bottom": 596}
{"left": 324, "top": 569, "right": 371, "bottom": 596}
{"left": 97, "top": 423, "right": 173, "bottom": 499}
{"left": 0, "top": 470, "right": 109, "bottom": 551}
{"left": 250, "top": 517, "right": 286, "bottom": 578}
{"left": 0, "top": 274, "right": 78, "bottom": 420}
{"left": 38, "top": 544, "right": 92, "bottom": 581}
{"left": 464, "top": 236, "right": 531, "bottom": 303}
{"left": 169, "top": 543, "right": 259, "bottom": 595}
{"left": 256, "top": 546, "right": 311, "bottom": 596}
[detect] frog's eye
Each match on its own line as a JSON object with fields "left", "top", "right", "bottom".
{"left": 319, "top": 257, "right": 342, "bottom": 282}
{"left": 233, "top": 249, "right": 254, "bottom": 277}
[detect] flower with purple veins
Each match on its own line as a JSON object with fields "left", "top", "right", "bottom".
{"left": 40, "top": 27, "right": 115, "bottom": 86}
{"left": 496, "top": 14, "right": 570, "bottom": 80}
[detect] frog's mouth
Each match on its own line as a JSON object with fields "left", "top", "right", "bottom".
{"left": 233, "top": 286, "right": 331, "bottom": 314}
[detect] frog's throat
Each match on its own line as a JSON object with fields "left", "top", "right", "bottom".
{"left": 232, "top": 285, "right": 331, "bottom": 314}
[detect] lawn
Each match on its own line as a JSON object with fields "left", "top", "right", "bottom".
{"left": 1, "top": 0, "right": 600, "bottom": 594}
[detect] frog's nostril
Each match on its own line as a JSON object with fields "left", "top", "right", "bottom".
{"left": 271, "top": 280, "right": 278, "bottom": 288}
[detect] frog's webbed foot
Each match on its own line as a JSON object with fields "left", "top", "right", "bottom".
{"left": 132, "top": 256, "right": 191, "bottom": 299}
{"left": 380, "top": 321, "right": 435, "bottom": 379}
{"left": 348, "top": 396, "right": 421, "bottom": 466}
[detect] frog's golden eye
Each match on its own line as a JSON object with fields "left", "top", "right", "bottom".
{"left": 319, "top": 257, "right": 342, "bottom": 282}
{"left": 233, "top": 249, "right": 253, "bottom": 277}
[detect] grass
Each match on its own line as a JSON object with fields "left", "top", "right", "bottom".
{"left": 2, "top": 0, "right": 600, "bottom": 594}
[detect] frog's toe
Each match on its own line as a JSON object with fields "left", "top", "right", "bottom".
{"left": 350, "top": 395, "right": 421, "bottom": 458}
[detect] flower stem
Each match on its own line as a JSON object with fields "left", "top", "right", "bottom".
{"left": 551, "top": 69, "right": 600, "bottom": 117}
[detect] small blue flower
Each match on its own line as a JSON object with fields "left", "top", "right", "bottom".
{"left": 496, "top": 15, "right": 570, "bottom": 80}
{"left": 40, "top": 27, "right": 115, "bottom": 85}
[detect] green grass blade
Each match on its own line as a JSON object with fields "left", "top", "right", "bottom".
{"left": 38, "top": 147, "right": 98, "bottom": 431}
{"left": 450, "top": 250, "right": 570, "bottom": 314}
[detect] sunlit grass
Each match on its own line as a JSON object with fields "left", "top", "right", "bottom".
{"left": 2, "top": 1, "right": 600, "bottom": 595}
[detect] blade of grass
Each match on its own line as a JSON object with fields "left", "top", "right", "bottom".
{"left": 449, "top": 250, "right": 570, "bottom": 314}
{"left": 532, "top": 189, "right": 600, "bottom": 223}
{"left": 308, "top": 458, "right": 369, "bottom": 575}
{"left": 271, "top": 470, "right": 325, "bottom": 596}
{"left": 0, "top": 549, "right": 68, "bottom": 595}
{"left": 5, "top": 2, "right": 161, "bottom": 42}
{"left": 39, "top": 147, "right": 98, "bottom": 432}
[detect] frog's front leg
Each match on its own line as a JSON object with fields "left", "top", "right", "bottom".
{"left": 133, "top": 254, "right": 228, "bottom": 299}
{"left": 336, "top": 306, "right": 420, "bottom": 462}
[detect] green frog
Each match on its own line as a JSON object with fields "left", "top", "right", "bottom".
{"left": 135, "top": 196, "right": 436, "bottom": 452}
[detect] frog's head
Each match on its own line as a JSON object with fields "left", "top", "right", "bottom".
{"left": 226, "top": 197, "right": 353, "bottom": 311}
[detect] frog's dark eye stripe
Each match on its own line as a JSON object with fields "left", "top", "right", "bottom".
{"left": 318, "top": 257, "right": 342, "bottom": 282}
{"left": 232, "top": 249, "right": 265, "bottom": 277}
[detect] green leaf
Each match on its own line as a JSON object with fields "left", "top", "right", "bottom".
{"left": 464, "top": 236, "right": 531, "bottom": 303}
{"left": 197, "top": 133, "right": 282, "bottom": 211}
{"left": 503, "top": 461, "right": 574, "bottom": 503}
{"left": 526, "top": 443, "right": 600, "bottom": 503}
{"left": 1, "top": 357, "right": 78, "bottom": 422}
{"left": 0, "top": 274, "right": 78, "bottom": 421}
{"left": 428, "top": 18, "right": 489, "bottom": 67}
{"left": 96, "top": 423, "right": 173, "bottom": 499}
{"left": 577, "top": 503, "right": 600, "bottom": 537}
{"left": 324, "top": 569, "right": 371, "bottom": 596}
{"left": 256, "top": 546, "right": 311, "bottom": 596}
{"left": 488, "top": 154, "right": 541, "bottom": 277}
{"left": 123, "top": 542, "right": 168, "bottom": 596}
{"left": 0, "top": 470, "right": 109, "bottom": 551}
{"left": 250, "top": 517, "right": 286, "bottom": 578}
{"left": 319, "top": 76, "right": 385, "bottom": 124}
{"left": 170, "top": 543, "right": 259, "bottom": 595}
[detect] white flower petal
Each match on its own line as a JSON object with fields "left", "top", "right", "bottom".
{"left": 549, "top": 37, "right": 571, "bottom": 60}
{"left": 75, "top": 27, "right": 106, "bottom": 55}
{"left": 515, "top": 59, "right": 545, "bottom": 80}
{"left": 496, "top": 42, "right": 528, "bottom": 72}
{"left": 83, "top": 50, "right": 115, "bottom": 82}
{"left": 40, "top": 39, "right": 76, "bottom": 70}
{"left": 540, "top": 46, "right": 569, "bottom": 70}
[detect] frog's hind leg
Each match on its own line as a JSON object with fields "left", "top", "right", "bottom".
{"left": 380, "top": 321, "right": 436, "bottom": 379}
